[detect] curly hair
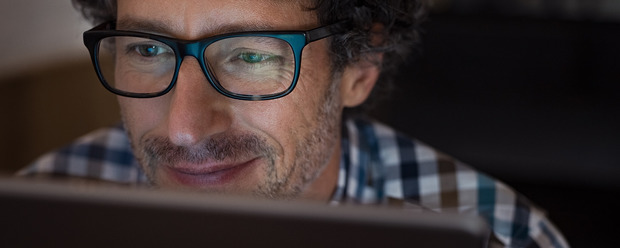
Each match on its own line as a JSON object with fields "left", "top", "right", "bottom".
{"left": 72, "top": 0, "right": 425, "bottom": 112}
{"left": 312, "top": 0, "right": 425, "bottom": 113}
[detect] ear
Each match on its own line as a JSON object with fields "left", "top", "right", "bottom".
{"left": 340, "top": 23, "right": 385, "bottom": 107}
{"left": 339, "top": 56, "right": 382, "bottom": 107}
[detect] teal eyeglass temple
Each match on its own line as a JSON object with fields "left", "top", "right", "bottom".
{"left": 83, "top": 21, "right": 350, "bottom": 101}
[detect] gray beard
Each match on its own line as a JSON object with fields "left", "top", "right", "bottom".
{"left": 255, "top": 77, "right": 342, "bottom": 200}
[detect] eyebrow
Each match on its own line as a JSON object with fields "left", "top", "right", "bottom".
{"left": 116, "top": 18, "right": 279, "bottom": 38}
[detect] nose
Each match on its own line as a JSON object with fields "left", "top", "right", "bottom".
{"left": 167, "top": 57, "right": 232, "bottom": 147}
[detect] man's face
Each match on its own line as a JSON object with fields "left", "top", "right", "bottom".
{"left": 117, "top": 0, "right": 345, "bottom": 200}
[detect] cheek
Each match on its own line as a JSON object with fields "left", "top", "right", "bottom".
{"left": 118, "top": 96, "right": 169, "bottom": 138}
{"left": 233, "top": 99, "right": 296, "bottom": 158}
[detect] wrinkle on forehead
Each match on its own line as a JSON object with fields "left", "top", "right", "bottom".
{"left": 117, "top": 0, "right": 317, "bottom": 39}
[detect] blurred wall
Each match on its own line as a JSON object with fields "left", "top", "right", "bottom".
{"left": 0, "top": 0, "right": 90, "bottom": 78}
{"left": 0, "top": 1, "right": 119, "bottom": 173}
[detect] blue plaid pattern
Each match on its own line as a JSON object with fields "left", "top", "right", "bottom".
{"left": 18, "top": 124, "right": 147, "bottom": 184}
{"left": 19, "top": 118, "right": 568, "bottom": 247}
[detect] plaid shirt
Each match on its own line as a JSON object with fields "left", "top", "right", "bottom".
{"left": 19, "top": 118, "right": 568, "bottom": 248}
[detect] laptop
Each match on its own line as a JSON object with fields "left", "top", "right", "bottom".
{"left": 0, "top": 177, "right": 490, "bottom": 247}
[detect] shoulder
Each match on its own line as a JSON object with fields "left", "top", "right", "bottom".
{"left": 342, "top": 117, "right": 568, "bottom": 247}
{"left": 343, "top": 117, "right": 470, "bottom": 202}
{"left": 17, "top": 124, "right": 145, "bottom": 185}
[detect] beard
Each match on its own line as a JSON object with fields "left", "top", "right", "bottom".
{"left": 126, "top": 77, "right": 342, "bottom": 200}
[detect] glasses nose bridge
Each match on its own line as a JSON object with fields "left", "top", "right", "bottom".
{"left": 177, "top": 41, "right": 205, "bottom": 61}
{"left": 175, "top": 41, "right": 210, "bottom": 81}
{"left": 173, "top": 41, "right": 214, "bottom": 94}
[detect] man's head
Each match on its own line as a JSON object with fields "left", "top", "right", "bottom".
{"left": 75, "top": 0, "right": 423, "bottom": 201}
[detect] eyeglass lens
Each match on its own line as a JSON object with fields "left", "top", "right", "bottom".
{"left": 97, "top": 36, "right": 296, "bottom": 96}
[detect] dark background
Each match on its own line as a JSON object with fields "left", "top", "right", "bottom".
{"left": 371, "top": 2, "right": 619, "bottom": 246}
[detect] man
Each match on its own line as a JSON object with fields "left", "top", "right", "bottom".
{"left": 20, "top": 0, "right": 568, "bottom": 247}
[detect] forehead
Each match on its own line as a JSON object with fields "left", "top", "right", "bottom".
{"left": 116, "top": 0, "right": 318, "bottom": 39}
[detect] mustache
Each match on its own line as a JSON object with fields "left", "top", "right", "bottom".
{"left": 142, "top": 134, "right": 273, "bottom": 165}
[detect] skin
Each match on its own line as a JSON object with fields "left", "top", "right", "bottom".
{"left": 116, "top": 0, "right": 380, "bottom": 201}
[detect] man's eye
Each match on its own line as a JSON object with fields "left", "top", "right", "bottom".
{"left": 135, "top": 45, "right": 166, "bottom": 57}
{"left": 239, "top": 52, "right": 273, "bottom": 63}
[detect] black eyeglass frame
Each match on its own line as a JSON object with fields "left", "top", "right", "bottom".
{"left": 83, "top": 21, "right": 348, "bottom": 100}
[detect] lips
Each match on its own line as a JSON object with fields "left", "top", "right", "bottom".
{"left": 163, "top": 158, "right": 259, "bottom": 187}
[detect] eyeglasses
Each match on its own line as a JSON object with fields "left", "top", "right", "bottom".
{"left": 83, "top": 21, "right": 347, "bottom": 101}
